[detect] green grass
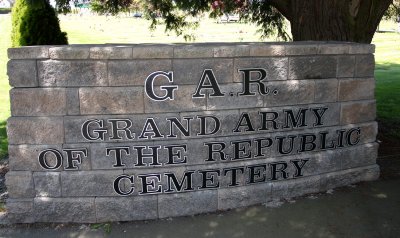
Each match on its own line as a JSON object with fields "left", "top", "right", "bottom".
{"left": 0, "top": 15, "right": 11, "bottom": 159}
{"left": 372, "top": 21, "right": 400, "bottom": 137}
{"left": 0, "top": 14, "right": 399, "bottom": 159}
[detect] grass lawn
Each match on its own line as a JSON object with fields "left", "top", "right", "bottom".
{"left": 0, "top": 14, "right": 399, "bottom": 159}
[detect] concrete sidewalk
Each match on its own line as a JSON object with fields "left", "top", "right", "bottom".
{"left": 0, "top": 178, "right": 399, "bottom": 238}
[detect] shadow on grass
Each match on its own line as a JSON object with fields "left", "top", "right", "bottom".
{"left": 0, "top": 120, "right": 7, "bottom": 160}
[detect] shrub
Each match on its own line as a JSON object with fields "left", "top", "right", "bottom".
{"left": 11, "top": 0, "right": 68, "bottom": 47}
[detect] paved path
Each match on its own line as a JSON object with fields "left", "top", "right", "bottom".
{"left": 1, "top": 178, "right": 399, "bottom": 238}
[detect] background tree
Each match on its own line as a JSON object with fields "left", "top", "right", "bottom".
{"left": 56, "top": 0, "right": 396, "bottom": 43}
{"left": 12, "top": 0, "right": 68, "bottom": 46}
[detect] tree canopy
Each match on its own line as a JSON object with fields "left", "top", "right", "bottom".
{"left": 55, "top": 0, "right": 397, "bottom": 43}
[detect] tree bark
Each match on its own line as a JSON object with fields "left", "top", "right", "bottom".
{"left": 271, "top": 0, "right": 393, "bottom": 43}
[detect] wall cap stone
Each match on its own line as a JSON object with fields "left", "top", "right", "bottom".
{"left": 7, "top": 42, "right": 375, "bottom": 60}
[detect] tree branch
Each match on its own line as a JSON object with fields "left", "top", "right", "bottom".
{"left": 268, "top": 0, "right": 292, "bottom": 20}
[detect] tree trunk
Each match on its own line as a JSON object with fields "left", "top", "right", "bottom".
{"left": 272, "top": 0, "right": 393, "bottom": 43}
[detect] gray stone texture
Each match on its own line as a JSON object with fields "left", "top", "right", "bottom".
{"left": 8, "top": 144, "right": 63, "bottom": 171}
{"left": 213, "top": 45, "right": 249, "bottom": 57}
{"left": 340, "top": 100, "right": 376, "bottom": 124}
{"left": 60, "top": 170, "right": 123, "bottom": 196}
{"left": 338, "top": 78, "right": 375, "bottom": 101}
{"left": 218, "top": 183, "right": 272, "bottom": 210}
{"left": 7, "top": 60, "right": 38, "bottom": 87}
{"left": 95, "top": 196, "right": 158, "bottom": 222}
{"left": 8, "top": 46, "right": 49, "bottom": 59}
{"left": 144, "top": 85, "right": 206, "bottom": 113}
{"left": 355, "top": 54, "right": 375, "bottom": 77}
{"left": 318, "top": 44, "right": 349, "bottom": 55}
{"left": 49, "top": 46, "right": 90, "bottom": 59}
{"left": 314, "top": 79, "right": 338, "bottom": 103}
{"left": 263, "top": 80, "right": 315, "bottom": 107}
{"left": 5, "top": 171, "right": 35, "bottom": 198}
{"left": 34, "top": 197, "right": 96, "bottom": 223}
{"left": 5, "top": 199, "right": 35, "bottom": 223}
{"left": 79, "top": 87, "right": 144, "bottom": 114}
{"left": 90, "top": 46, "right": 132, "bottom": 59}
{"left": 249, "top": 44, "right": 285, "bottom": 56}
{"left": 234, "top": 57, "right": 288, "bottom": 82}
{"left": 10, "top": 88, "right": 67, "bottom": 116}
{"left": 289, "top": 56, "right": 337, "bottom": 79}
{"left": 108, "top": 60, "right": 172, "bottom": 86}
{"left": 132, "top": 45, "right": 173, "bottom": 58}
{"left": 33, "top": 172, "right": 61, "bottom": 197}
{"left": 158, "top": 190, "right": 218, "bottom": 218}
{"left": 38, "top": 60, "right": 107, "bottom": 87}
{"left": 66, "top": 88, "right": 80, "bottom": 115}
{"left": 5, "top": 43, "right": 379, "bottom": 223}
{"left": 173, "top": 58, "right": 233, "bottom": 85}
{"left": 174, "top": 45, "right": 214, "bottom": 58}
{"left": 7, "top": 117, "right": 64, "bottom": 145}
{"left": 337, "top": 56, "right": 355, "bottom": 78}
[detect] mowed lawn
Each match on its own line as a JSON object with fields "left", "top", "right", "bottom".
{"left": 0, "top": 14, "right": 399, "bottom": 159}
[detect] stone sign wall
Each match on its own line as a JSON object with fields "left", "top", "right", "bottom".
{"left": 6, "top": 42, "right": 379, "bottom": 223}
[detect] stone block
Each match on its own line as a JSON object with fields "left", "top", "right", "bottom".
{"left": 249, "top": 44, "right": 285, "bottom": 56}
{"left": 270, "top": 175, "right": 322, "bottom": 200}
{"left": 337, "top": 56, "right": 355, "bottom": 78}
{"left": 5, "top": 199, "right": 35, "bottom": 223}
{"left": 7, "top": 60, "right": 38, "bottom": 87}
{"left": 314, "top": 79, "right": 338, "bottom": 103}
{"left": 338, "top": 78, "right": 375, "bottom": 101}
{"left": 95, "top": 196, "right": 158, "bottom": 222}
{"left": 340, "top": 100, "right": 376, "bottom": 124}
{"left": 320, "top": 165, "right": 379, "bottom": 191}
{"left": 60, "top": 170, "right": 123, "bottom": 196}
{"left": 340, "top": 143, "right": 378, "bottom": 169}
{"left": 213, "top": 45, "right": 249, "bottom": 57}
{"left": 49, "top": 46, "right": 90, "bottom": 59}
{"left": 289, "top": 56, "right": 337, "bottom": 79}
{"left": 234, "top": 57, "right": 288, "bottom": 82}
{"left": 10, "top": 88, "right": 67, "bottom": 116}
{"left": 158, "top": 190, "right": 218, "bottom": 218}
{"left": 173, "top": 58, "right": 233, "bottom": 85}
{"left": 8, "top": 46, "right": 49, "bottom": 59}
{"left": 66, "top": 88, "right": 80, "bottom": 115}
{"left": 358, "top": 122, "right": 378, "bottom": 144}
{"left": 174, "top": 45, "right": 214, "bottom": 58}
{"left": 263, "top": 80, "right": 315, "bottom": 107}
{"left": 285, "top": 44, "right": 318, "bottom": 55}
{"left": 62, "top": 143, "right": 92, "bottom": 170}
{"left": 207, "top": 83, "right": 263, "bottom": 110}
{"left": 5, "top": 171, "right": 35, "bottom": 198}
{"left": 90, "top": 46, "right": 132, "bottom": 59}
{"left": 144, "top": 85, "right": 206, "bottom": 113}
{"left": 355, "top": 54, "right": 375, "bottom": 77}
{"left": 108, "top": 60, "right": 172, "bottom": 86}
{"left": 318, "top": 44, "right": 349, "bottom": 54}
{"left": 79, "top": 87, "right": 144, "bottom": 115}
{"left": 38, "top": 60, "right": 107, "bottom": 87}
{"left": 34, "top": 197, "right": 96, "bottom": 223}
{"left": 349, "top": 44, "right": 375, "bottom": 54}
{"left": 8, "top": 144, "right": 63, "bottom": 171}
{"left": 7, "top": 117, "right": 64, "bottom": 145}
{"left": 33, "top": 172, "right": 61, "bottom": 197}
{"left": 132, "top": 45, "right": 173, "bottom": 58}
{"left": 90, "top": 141, "right": 154, "bottom": 170}
{"left": 218, "top": 183, "right": 272, "bottom": 210}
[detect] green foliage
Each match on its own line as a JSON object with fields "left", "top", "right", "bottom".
{"left": 383, "top": 0, "right": 400, "bottom": 21}
{"left": 11, "top": 0, "right": 68, "bottom": 47}
{"left": 90, "top": 223, "right": 112, "bottom": 234}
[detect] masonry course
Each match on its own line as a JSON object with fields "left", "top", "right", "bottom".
{"left": 5, "top": 42, "right": 379, "bottom": 223}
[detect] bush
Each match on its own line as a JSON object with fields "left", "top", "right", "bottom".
{"left": 11, "top": 0, "right": 68, "bottom": 47}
